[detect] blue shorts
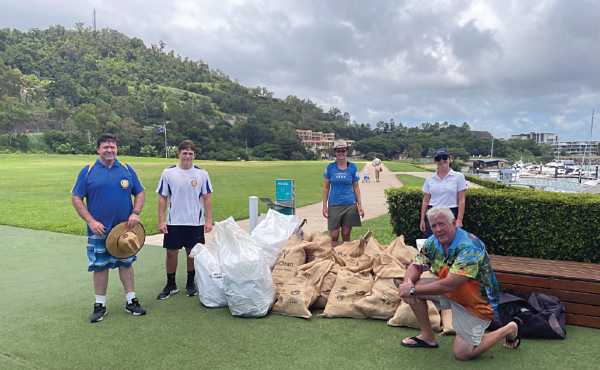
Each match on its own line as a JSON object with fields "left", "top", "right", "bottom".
{"left": 87, "top": 234, "right": 136, "bottom": 272}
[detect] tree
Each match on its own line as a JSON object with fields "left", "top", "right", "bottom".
{"left": 407, "top": 143, "right": 423, "bottom": 159}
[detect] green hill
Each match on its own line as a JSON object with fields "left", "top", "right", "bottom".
{"left": 0, "top": 24, "right": 370, "bottom": 159}
{"left": 0, "top": 25, "right": 553, "bottom": 162}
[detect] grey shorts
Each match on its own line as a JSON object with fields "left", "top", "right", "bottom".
{"left": 432, "top": 297, "right": 491, "bottom": 346}
{"left": 327, "top": 205, "right": 362, "bottom": 230}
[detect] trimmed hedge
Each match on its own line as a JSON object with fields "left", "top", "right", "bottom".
{"left": 386, "top": 187, "right": 600, "bottom": 263}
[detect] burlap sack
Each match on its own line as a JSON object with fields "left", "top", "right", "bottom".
{"left": 386, "top": 235, "right": 418, "bottom": 266}
{"left": 272, "top": 258, "right": 334, "bottom": 319}
{"left": 272, "top": 276, "right": 316, "bottom": 318}
{"left": 322, "top": 269, "right": 374, "bottom": 319}
{"left": 312, "top": 264, "right": 340, "bottom": 309}
{"left": 440, "top": 308, "right": 456, "bottom": 335}
{"left": 334, "top": 240, "right": 374, "bottom": 272}
{"left": 353, "top": 252, "right": 407, "bottom": 319}
{"left": 272, "top": 241, "right": 308, "bottom": 290}
{"left": 297, "top": 258, "right": 335, "bottom": 287}
{"left": 354, "top": 277, "right": 402, "bottom": 320}
{"left": 387, "top": 300, "right": 441, "bottom": 331}
{"left": 372, "top": 253, "right": 406, "bottom": 279}
{"left": 303, "top": 232, "right": 333, "bottom": 262}
{"left": 364, "top": 237, "right": 385, "bottom": 257}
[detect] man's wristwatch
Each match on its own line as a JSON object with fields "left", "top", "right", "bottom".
{"left": 409, "top": 286, "right": 417, "bottom": 296}
{"left": 131, "top": 210, "right": 141, "bottom": 216}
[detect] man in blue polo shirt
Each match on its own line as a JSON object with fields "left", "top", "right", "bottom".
{"left": 72, "top": 133, "right": 147, "bottom": 323}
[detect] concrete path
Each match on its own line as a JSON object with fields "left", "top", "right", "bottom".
{"left": 146, "top": 163, "right": 402, "bottom": 246}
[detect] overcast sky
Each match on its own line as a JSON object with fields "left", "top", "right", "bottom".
{"left": 2, "top": 0, "right": 600, "bottom": 140}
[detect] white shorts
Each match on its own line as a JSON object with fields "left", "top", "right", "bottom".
{"left": 433, "top": 297, "right": 491, "bottom": 346}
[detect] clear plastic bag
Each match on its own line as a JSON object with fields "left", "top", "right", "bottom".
{"left": 190, "top": 242, "right": 227, "bottom": 308}
{"left": 251, "top": 209, "right": 302, "bottom": 268}
{"left": 216, "top": 217, "right": 274, "bottom": 317}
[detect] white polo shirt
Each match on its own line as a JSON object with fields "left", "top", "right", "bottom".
{"left": 422, "top": 169, "right": 467, "bottom": 208}
{"left": 156, "top": 165, "right": 213, "bottom": 226}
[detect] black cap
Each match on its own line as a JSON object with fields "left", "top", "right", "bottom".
{"left": 434, "top": 148, "right": 449, "bottom": 160}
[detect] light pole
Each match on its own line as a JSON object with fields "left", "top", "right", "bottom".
{"left": 163, "top": 120, "right": 169, "bottom": 158}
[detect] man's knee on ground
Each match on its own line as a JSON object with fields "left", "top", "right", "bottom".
{"left": 453, "top": 336, "right": 476, "bottom": 361}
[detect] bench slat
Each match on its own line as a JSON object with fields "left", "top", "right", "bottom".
{"left": 565, "top": 313, "right": 600, "bottom": 329}
{"left": 495, "top": 272, "right": 600, "bottom": 295}
{"left": 564, "top": 302, "right": 600, "bottom": 317}
{"left": 500, "top": 283, "right": 600, "bottom": 306}
{"left": 490, "top": 255, "right": 600, "bottom": 283}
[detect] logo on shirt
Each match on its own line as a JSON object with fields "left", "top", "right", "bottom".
{"left": 120, "top": 179, "right": 129, "bottom": 189}
{"left": 191, "top": 179, "right": 198, "bottom": 187}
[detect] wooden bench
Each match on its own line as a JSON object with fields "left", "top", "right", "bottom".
{"left": 490, "top": 255, "right": 600, "bottom": 329}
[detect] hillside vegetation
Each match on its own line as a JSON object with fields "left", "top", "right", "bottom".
{"left": 0, "top": 25, "right": 552, "bottom": 162}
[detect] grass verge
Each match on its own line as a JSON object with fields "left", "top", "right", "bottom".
{"left": 0, "top": 154, "right": 330, "bottom": 235}
{"left": 396, "top": 174, "right": 426, "bottom": 189}
{"left": 384, "top": 161, "right": 429, "bottom": 172}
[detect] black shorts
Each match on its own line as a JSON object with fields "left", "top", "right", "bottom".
{"left": 163, "top": 225, "right": 205, "bottom": 250}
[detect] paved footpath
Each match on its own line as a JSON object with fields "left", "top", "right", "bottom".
{"left": 146, "top": 163, "right": 402, "bottom": 246}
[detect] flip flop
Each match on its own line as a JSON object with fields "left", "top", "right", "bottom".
{"left": 505, "top": 317, "right": 523, "bottom": 349}
{"left": 401, "top": 336, "right": 439, "bottom": 349}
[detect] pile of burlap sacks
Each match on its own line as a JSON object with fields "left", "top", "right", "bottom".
{"left": 271, "top": 232, "right": 454, "bottom": 334}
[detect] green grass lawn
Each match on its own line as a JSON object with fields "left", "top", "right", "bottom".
{"left": 351, "top": 213, "right": 397, "bottom": 245}
{"left": 384, "top": 161, "right": 430, "bottom": 172}
{"left": 0, "top": 154, "right": 333, "bottom": 235}
{"left": 396, "top": 174, "right": 426, "bottom": 189}
{"left": 2, "top": 225, "right": 600, "bottom": 370}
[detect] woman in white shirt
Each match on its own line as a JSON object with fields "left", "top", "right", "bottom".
{"left": 419, "top": 149, "right": 467, "bottom": 236}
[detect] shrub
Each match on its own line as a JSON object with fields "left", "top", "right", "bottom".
{"left": 386, "top": 187, "right": 600, "bottom": 263}
{"left": 140, "top": 144, "right": 157, "bottom": 157}
{"left": 56, "top": 143, "right": 75, "bottom": 154}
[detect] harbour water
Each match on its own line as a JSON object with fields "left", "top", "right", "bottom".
{"left": 477, "top": 172, "right": 600, "bottom": 193}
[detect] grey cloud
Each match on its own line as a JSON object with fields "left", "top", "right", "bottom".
{"left": 1, "top": 0, "right": 600, "bottom": 140}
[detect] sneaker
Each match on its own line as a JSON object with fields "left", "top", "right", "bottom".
{"left": 156, "top": 284, "right": 179, "bottom": 300}
{"left": 125, "top": 298, "right": 147, "bottom": 316}
{"left": 186, "top": 282, "right": 198, "bottom": 297}
{"left": 90, "top": 303, "right": 107, "bottom": 323}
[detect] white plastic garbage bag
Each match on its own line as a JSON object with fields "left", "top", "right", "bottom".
{"left": 251, "top": 209, "right": 302, "bottom": 268}
{"left": 216, "top": 217, "right": 274, "bottom": 317}
{"left": 190, "top": 242, "right": 227, "bottom": 308}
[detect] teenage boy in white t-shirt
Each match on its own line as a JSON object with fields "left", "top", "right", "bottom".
{"left": 156, "top": 140, "right": 213, "bottom": 299}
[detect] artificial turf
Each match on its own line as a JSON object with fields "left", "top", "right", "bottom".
{"left": 2, "top": 225, "right": 600, "bottom": 370}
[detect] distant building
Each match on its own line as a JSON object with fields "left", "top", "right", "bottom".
{"left": 295, "top": 129, "right": 354, "bottom": 158}
{"left": 471, "top": 130, "right": 493, "bottom": 140}
{"left": 511, "top": 132, "right": 558, "bottom": 145}
{"left": 296, "top": 129, "right": 335, "bottom": 151}
{"left": 554, "top": 141, "right": 600, "bottom": 157}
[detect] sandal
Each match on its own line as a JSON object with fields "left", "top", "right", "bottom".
{"left": 401, "top": 336, "right": 439, "bottom": 349}
{"left": 505, "top": 317, "right": 523, "bottom": 349}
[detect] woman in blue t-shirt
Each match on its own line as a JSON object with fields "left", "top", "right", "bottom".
{"left": 322, "top": 140, "right": 364, "bottom": 246}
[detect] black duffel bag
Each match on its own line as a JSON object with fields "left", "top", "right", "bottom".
{"left": 490, "top": 291, "right": 566, "bottom": 339}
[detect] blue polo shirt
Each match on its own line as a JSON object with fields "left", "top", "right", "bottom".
{"left": 72, "top": 159, "right": 144, "bottom": 236}
{"left": 324, "top": 161, "right": 359, "bottom": 206}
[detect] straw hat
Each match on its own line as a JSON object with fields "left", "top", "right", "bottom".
{"left": 106, "top": 222, "right": 146, "bottom": 259}
{"left": 333, "top": 139, "right": 349, "bottom": 150}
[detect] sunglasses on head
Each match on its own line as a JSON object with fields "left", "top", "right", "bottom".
{"left": 335, "top": 148, "right": 347, "bottom": 153}
{"left": 435, "top": 154, "right": 449, "bottom": 161}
